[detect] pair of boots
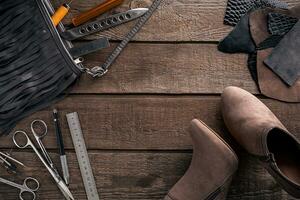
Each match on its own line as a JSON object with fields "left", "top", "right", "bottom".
{"left": 165, "top": 87, "right": 300, "bottom": 200}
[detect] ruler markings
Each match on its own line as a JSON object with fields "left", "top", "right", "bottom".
{"left": 66, "top": 112, "right": 100, "bottom": 200}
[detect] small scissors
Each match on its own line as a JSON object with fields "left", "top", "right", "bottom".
{"left": 0, "top": 177, "right": 39, "bottom": 200}
{"left": 13, "top": 121, "right": 74, "bottom": 200}
{"left": 31, "top": 120, "right": 56, "bottom": 171}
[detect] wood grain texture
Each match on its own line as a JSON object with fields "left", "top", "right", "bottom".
{"left": 1, "top": 0, "right": 299, "bottom": 199}
{"left": 0, "top": 151, "right": 297, "bottom": 200}
{"left": 1, "top": 95, "right": 299, "bottom": 150}
{"left": 51, "top": 0, "right": 300, "bottom": 41}
{"left": 70, "top": 43, "right": 257, "bottom": 94}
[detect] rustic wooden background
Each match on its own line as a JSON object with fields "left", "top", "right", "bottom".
{"left": 0, "top": 0, "right": 299, "bottom": 199}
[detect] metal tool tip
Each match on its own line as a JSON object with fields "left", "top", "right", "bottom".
{"left": 132, "top": 8, "right": 149, "bottom": 12}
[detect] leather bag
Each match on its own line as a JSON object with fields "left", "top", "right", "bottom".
{"left": 0, "top": 0, "right": 83, "bottom": 135}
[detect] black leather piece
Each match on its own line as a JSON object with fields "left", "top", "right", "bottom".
{"left": 265, "top": 21, "right": 300, "bottom": 86}
{"left": 0, "top": 0, "right": 81, "bottom": 135}
{"left": 268, "top": 13, "right": 298, "bottom": 35}
{"left": 244, "top": 35, "right": 280, "bottom": 88}
{"left": 247, "top": 52, "right": 259, "bottom": 87}
{"left": 246, "top": 35, "right": 283, "bottom": 86}
{"left": 257, "top": 35, "right": 283, "bottom": 49}
{"left": 219, "top": 14, "right": 256, "bottom": 53}
{"left": 224, "top": 0, "right": 288, "bottom": 26}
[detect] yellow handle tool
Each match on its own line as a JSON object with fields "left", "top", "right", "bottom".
{"left": 51, "top": 1, "right": 74, "bottom": 27}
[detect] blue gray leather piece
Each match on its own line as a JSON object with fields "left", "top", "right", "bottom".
{"left": 265, "top": 21, "right": 300, "bottom": 86}
{"left": 224, "top": 0, "right": 288, "bottom": 26}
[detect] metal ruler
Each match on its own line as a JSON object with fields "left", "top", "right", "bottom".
{"left": 90, "top": 0, "right": 163, "bottom": 77}
{"left": 66, "top": 112, "right": 100, "bottom": 200}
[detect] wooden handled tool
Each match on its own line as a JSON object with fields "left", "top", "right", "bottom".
{"left": 72, "top": 0, "right": 124, "bottom": 26}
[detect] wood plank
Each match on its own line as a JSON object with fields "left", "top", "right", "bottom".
{"left": 70, "top": 43, "right": 257, "bottom": 94}
{"left": 1, "top": 95, "right": 299, "bottom": 150}
{"left": 51, "top": 0, "right": 300, "bottom": 42}
{"left": 0, "top": 151, "right": 297, "bottom": 200}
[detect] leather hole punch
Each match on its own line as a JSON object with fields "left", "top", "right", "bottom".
{"left": 79, "top": 28, "right": 86, "bottom": 34}
{"left": 93, "top": 24, "right": 99, "bottom": 29}
{"left": 119, "top": 15, "right": 125, "bottom": 21}
{"left": 87, "top": 25, "right": 93, "bottom": 32}
{"left": 125, "top": 13, "right": 131, "bottom": 19}
{"left": 106, "top": 19, "right": 112, "bottom": 25}
{"left": 112, "top": 17, "right": 118, "bottom": 23}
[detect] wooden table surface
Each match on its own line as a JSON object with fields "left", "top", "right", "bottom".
{"left": 1, "top": 0, "right": 300, "bottom": 199}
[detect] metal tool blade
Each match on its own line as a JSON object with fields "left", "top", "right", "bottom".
{"left": 69, "top": 37, "right": 110, "bottom": 58}
{"left": 57, "top": 179, "right": 74, "bottom": 200}
{"left": 61, "top": 8, "right": 149, "bottom": 40}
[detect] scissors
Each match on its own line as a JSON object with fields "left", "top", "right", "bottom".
{"left": 13, "top": 121, "right": 75, "bottom": 200}
{"left": 0, "top": 177, "right": 39, "bottom": 200}
{"left": 30, "top": 120, "right": 56, "bottom": 171}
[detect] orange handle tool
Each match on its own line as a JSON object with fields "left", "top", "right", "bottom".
{"left": 72, "top": 0, "right": 124, "bottom": 26}
{"left": 51, "top": 4, "right": 70, "bottom": 27}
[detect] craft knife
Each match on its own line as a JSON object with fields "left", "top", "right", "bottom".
{"left": 61, "top": 8, "right": 149, "bottom": 41}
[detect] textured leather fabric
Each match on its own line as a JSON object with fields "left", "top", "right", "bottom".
{"left": 248, "top": 7, "right": 300, "bottom": 102}
{"left": 265, "top": 21, "right": 300, "bottom": 86}
{"left": 0, "top": 0, "right": 81, "bottom": 135}
{"left": 165, "top": 119, "right": 238, "bottom": 200}
{"left": 249, "top": 5, "right": 300, "bottom": 46}
{"left": 268, "top": 13, "right": 298, "bottom": 35}
{"left": 224, "top": 0, "right": 288, "bottom": 26}
{"left": 249, "top": 8, "right": 276, "bottom": 46}
{"left": 219, "top": 14, "right": 256, "bottom": 54}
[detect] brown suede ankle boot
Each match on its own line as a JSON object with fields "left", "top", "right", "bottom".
{"left": 221, "top": 86, "right": 300, "bottom": 198}
{"left": 164, "top": 119, "right": 238, "bottom": 200}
